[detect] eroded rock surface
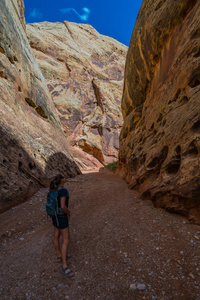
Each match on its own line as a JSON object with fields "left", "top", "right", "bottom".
{"left": 0, "top": 0, "right": 80, "bottom": 212}
{"left": 26, "top": 22, "right": 127, "bottom": 169}
{"left": 119, "top": 0, "right": 200, "bottom": 224}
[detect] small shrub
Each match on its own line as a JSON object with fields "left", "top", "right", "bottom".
{"left": 100, "top": 161, "right": 118, "bottom": 171}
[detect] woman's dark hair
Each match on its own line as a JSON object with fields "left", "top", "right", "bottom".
{"left": 49, "top": 174, "right": 64, "bottom": 192}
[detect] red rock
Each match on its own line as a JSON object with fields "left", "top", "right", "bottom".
{"left": 119, "top": 0, "right": 200, "bottom": 224}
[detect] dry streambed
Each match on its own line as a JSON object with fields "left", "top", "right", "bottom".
{"left": 0, "top": 171, "right": 200, "bottom": 299}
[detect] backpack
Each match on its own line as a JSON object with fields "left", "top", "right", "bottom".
{"left": 46, "top": 187, "right": 64, "bottom": 226}
{"left": 46, "top": 189, "right": 59, "bottom": 217}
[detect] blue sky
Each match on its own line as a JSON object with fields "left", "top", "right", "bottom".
{"left": 24, "top": 0, "right": 143, "bottom": 46}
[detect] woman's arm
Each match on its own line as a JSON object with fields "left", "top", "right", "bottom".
{"left": 60, "top": 197, "right": 70, "bottom": 219}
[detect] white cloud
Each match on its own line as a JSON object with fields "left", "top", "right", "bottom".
{"left": 29, "top": 8, "right": 42, "bottom": 19}
{"left": 60, "top": 7, "right": 91, "bottom": 21}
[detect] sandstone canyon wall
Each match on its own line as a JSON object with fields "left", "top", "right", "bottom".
{"left": 0, "top": 0, "right": 80, "bottom": 212}
{"left": 119, "top": 0, "right": 200, "bottom": 224}
{"left": 26, "top": 22, "right": 127, "bottom": 169}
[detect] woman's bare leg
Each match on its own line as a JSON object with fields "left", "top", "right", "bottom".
{"left": 60, "top": 227, "right": 69, "bottom": 268}
{"left": 53, "top": 226, "right": 61, "bottom": 257}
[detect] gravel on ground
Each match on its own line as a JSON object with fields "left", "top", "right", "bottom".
{"left": 0, "top": 171, "right": 200, "bottom": 300}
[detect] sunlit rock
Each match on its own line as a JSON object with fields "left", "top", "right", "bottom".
{"left": 26, "top": 21, "right": 127, "bottom": 169}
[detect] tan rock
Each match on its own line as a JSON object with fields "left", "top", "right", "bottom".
{"left": 17, "top": 0, "right": 25, "bottom": 30}
{"left": 119, "top": 0, "right": 200, "bottom": 224}
{"left": 26, "top": 21, "right": 127, "bottom": 169}
{"left": 0, "top": 0, "right": 80, "bottom": 212}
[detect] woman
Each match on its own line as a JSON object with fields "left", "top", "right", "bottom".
{"left": 49, "top": 174, "right": 74, "bottom": 278}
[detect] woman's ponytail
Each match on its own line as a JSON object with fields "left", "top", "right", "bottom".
{"left": 49, "top": 174, "right": 64, "bottom": 192}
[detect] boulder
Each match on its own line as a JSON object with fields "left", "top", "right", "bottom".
{"left": 0, "top": 0, "right": 80, "bottom": 212}
{"left": 26, "top": 21, "right": 127, "bottom": 169}
{"left": 119, "top": 0, "right": 200, "bottom": 224}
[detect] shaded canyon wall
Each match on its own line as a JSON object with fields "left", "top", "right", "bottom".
{"left": 119, "top": 0, "right": 200, "bottom": 224}
{"left": 0, "top": 0, "right": 80, "bottom": 212}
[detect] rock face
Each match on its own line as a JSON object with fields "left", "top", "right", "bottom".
{"left": 119, "top": 0, "right": 200, "bottom": 224}
{"left": 0, "top": 0, "right": 80, "bottom": 212}
{"left": 26, "top": 22, "right": 127, "bottom": 169}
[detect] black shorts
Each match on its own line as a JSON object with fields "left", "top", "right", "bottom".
{"left": 52, "top": 215, "right": 69, "bottom": 229}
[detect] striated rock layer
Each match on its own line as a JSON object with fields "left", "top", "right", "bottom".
{"left": 26, "top": 22, "right": 127, "bottom": 169}
{"left": 119, "top": 0, "right": 200, "bottom": 224}
{"left": 0, "top": 0, "right": 80, "bottom": 212}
